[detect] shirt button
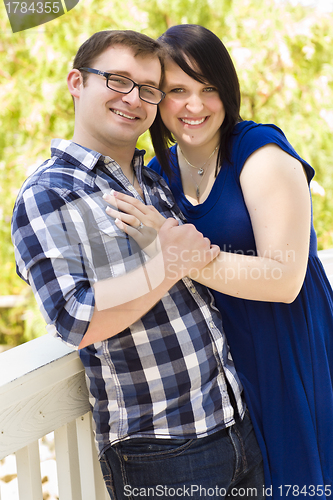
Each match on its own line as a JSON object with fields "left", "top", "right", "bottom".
{"left": 209, "top": 321, "right": 215, "bottom": 329}
{"left": 190, "top": 286, "right": 196, "bottom": 294}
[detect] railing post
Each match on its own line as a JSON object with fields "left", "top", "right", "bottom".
{"left": 76, "top": 412, "right": 109, "bottom": 500}
{"left": 55, "top": 420, "right": 82, "bottom": 500}
{"left": 15, "top": 441, "right": 43, "bottom": 500}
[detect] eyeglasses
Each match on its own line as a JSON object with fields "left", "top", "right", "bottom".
{"left": 79, "top": 67, "right": 165, "bottom": 105}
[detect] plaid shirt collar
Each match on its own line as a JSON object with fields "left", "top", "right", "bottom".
{"left": 49, "top": 139, "right": 171, "bottom": 204}
{"left": 50, "top": 138, "right": 144, "bottom": 173}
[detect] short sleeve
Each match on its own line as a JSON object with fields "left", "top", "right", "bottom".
{"left": 232, "top": 121, "right": 315, "bottom": 184}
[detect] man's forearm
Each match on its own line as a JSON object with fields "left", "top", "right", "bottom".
{"left": 78, "top": 252, "right": 175, "bottom": 349}
{"left": 78, "top": 218, "right": 220, "bottom": 349}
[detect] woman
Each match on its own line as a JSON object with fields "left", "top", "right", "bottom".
{"left": 105, "top": 25, "right": 333, "bottom": 498}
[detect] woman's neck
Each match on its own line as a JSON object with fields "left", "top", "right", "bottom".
{"left": 176, "top": 140, "right": 220, "bottom": 169}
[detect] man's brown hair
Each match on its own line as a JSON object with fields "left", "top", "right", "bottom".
{"left": 73, "top": 30, "right": 165, "bottom": 85}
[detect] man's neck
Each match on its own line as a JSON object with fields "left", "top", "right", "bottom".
{"left": 72, "top": 132, "right": 136, "bottom": 179}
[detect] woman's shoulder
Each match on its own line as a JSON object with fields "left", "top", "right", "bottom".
{"left": 230, "top": 121, "right": 314, "bottom": 181}
{"left": 229, "top": 120, "right": 285, "bottom": 174}
{"left": 232, "top": 120, "right": 288, "bottom": 147}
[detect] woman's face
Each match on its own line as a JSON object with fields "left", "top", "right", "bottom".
{"left": 159, "top": 58, "right": 225, "bottom": 151}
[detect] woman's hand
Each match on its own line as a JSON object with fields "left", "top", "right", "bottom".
{"left": 103, "top": 190, "right": 166, "bottom": 257}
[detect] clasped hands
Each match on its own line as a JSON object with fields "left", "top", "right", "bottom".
{"left": 102, "top": 190, "right": 220, "bottom": 282}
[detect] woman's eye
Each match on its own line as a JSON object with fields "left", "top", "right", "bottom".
{"left": 169, "top": 88, "right": 185, "bottom": 93}
{"left": 204, "top": 87, "right": 217, "bottom": 92}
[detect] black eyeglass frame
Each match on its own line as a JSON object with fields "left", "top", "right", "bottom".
{"left": 79, "top": 67, "right": 165, "bottom": 105}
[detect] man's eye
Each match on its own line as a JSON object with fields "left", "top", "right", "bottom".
{"left": 141, "top": 87, "right": 156, "bottom": 96}
{"left": 109, "top": 77, "right": 128, "bottom": 86}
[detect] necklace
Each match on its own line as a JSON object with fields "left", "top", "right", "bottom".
{"left": 179, "top": 145, "right": 219, "bottom": 176}
{"left": 179, "top": 145, "right": 219, "bottom": 202}
{"left": 186, "top": 166, "right": 206, "bottom": 202}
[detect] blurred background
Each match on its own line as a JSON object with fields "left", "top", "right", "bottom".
{"left": 0, "top": 0, "right": 333, "bottom": 350}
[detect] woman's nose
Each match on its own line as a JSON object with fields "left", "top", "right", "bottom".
{"left": 185, "top": 93, "right": 204, "bottom": 112}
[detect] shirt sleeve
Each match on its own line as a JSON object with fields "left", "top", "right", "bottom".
{"left": 12, "top": 183, "right": 145, "bottom": 348}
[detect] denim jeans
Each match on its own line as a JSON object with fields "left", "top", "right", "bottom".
{"left": 99, "top": 409, "right": 265, "bottom": 500}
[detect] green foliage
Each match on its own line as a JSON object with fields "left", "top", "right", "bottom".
{"left": 0, "top": 289, "right": 46, "bottom": 346}
{"left": 0, "top": 0, "right": 333, "bottom": 344}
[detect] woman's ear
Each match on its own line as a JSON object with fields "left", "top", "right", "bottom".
{"left": 67, "top": 69, "right": 83, "bottom": 99}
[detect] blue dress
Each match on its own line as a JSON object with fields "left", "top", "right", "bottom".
{"left": 149, "top": 121, "right": 333, "bottom": 498}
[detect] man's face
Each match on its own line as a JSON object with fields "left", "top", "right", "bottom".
{"left": 73, "top": 45, "right": 162, "bottom": 155}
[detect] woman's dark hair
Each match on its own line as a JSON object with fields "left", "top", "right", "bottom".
{"left": 149, "top": 24, "right": 242, "bottom": 179}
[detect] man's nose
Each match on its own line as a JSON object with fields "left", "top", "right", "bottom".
{"left": 122, "top": 85, "right": 141, "bottom": 106}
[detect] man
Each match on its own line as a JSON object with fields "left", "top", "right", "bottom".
{"left": 11, "top": 30, "right": 264, "bottom": 499}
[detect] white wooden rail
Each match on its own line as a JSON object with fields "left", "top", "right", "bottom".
{"left": 0, "top": 248, "right": 332, "bottom": 500}
{"left": 0, "top": 335, "right": 108, "bottom": 500}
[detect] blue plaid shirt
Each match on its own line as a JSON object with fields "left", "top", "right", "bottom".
{"left": 12, "top": 140, "right": 245, "bottom": 458}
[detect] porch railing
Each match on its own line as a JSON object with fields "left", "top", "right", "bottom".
{"left": 0, "top": 334, "right": 108, "bottom": 500}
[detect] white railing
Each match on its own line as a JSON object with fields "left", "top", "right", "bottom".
{"left": 1, "top": 248, "right": 333, "bottom": 500}
{"left": 0, "top": 335, "right": 108, "bottom": 500}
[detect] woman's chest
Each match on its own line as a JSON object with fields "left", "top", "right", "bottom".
{"left": 180, "top": 173, "right": 257, "bottom": 255}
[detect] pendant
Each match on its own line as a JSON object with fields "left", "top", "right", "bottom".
{"left": 196, "top": 187, "right": 200, "bottom": 200}
{"left": 198, "top": 168, "right": 204, "bottom": 176}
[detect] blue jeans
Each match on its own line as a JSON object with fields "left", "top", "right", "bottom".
{"left": 99, "top": 409, "right": 265, "bottom": 500}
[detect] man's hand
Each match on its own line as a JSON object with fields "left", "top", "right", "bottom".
{"left": 159, "top": 218, "right": 220, "bottom": 282}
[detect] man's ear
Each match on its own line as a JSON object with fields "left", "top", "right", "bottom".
{"left": 67, "top": 69, "right": 83, "bottom": 99}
